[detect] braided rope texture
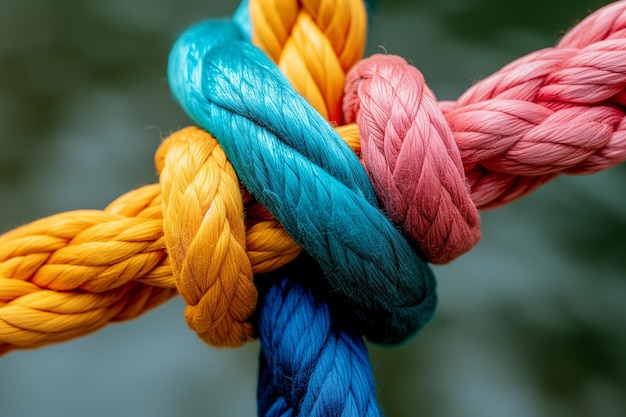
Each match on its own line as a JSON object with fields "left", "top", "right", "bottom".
{"left": 343, "top": 1, "right": 626, "bottom": 263}
{"left": 0, "top": 8, "right": 624, "bottom": 417}
{"left": 168, "top": 12, "right": 436, "bottom": 344}
{"left": 174, "top": 1, "right": 626, "bottom": 414}
{"left": 0, "top": 126, "right": 300, "bottom": 353}
{"left": 256, "top": 258, "right": 380, "bottom": 417}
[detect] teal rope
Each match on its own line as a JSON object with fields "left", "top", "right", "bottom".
{"left": 168, "top": 18, "right": 436, "bottom": 344}
{"left": 168, "top": 19, "right": 436, "bottom": 343}
{"left": 169, "top": 17, "right": 436, "bottom": 343}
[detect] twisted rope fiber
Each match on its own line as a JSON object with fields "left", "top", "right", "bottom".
{"left": 246, "top": 2, "right": 384, "bottom": 414}
{"left": 0, "top": 3, "right": 623, "bottom": 412}
{"left": 249, "top": 0, "right": 367, "bottom": 123}
{"left": 344, "top": 2, "right": 626, "bottom": 263}
{"left": 256, "top": 257, "right": 380, "bottom": 417}
{"left": 244, "top": 2, "right": 388, "bottom": 414}
{"left": 157, "top": 128, "right": 258, "bottom": 345}
{"left": 169, "top": 17, "right": 436, "bottom": 345}
{"left": 0, "top": 128, "right": 305, "bottom": 352}
{"left": 343, "top": 0, "right": 626, "bottom": 264}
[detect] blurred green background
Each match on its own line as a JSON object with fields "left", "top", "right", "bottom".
{"left": 1, "top": 0, "right": 625, "bottom": 416}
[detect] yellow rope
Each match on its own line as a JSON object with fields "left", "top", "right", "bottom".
{"left": 0, "top": 0, "right": 367, "bottom": 354}
{"left": 157, "top": 127, "right": 257, "bottom": 346}
{"left": 250, "top": 0, "right": 366, "bottom": 123}
{"left": 0, "top": 129, "right": 291, "bottom": 352}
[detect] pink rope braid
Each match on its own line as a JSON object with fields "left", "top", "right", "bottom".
{"left": 343, "top": 55, "right": 481, "bottom": 264}
{"left": 344, "top": 0, "right": 626, "bottom": 264}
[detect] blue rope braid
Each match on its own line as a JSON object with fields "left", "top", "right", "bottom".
{"left": 168, "top": 18, "right": 436, "bottom": 345}
{"left": 256, "top": 257, "right": 381, "bottom": 417}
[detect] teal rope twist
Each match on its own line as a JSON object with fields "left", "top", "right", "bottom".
{"left": 168, "top": 18, "right": 436, "bottom": 344}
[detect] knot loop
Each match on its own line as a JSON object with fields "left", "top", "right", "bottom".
{"left": 0, "top": 124, "right": 304, "bottom": 353}
{"left": 342, "top": 1, "right": 626, "bottom": 262}
{"left": 168, "top": 20, "right": 436, "bottom": 344}
{"left": 156, "top": 127, "right": 257, "bottom": 346}
{"left": 4, "top": 0, "right": 624, "bottom": 356}
{"left": 344, "top": 54, "right": 481, "bottom": 264}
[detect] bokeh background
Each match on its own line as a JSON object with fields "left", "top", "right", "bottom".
{"left": 1, "top": 0, "right": 625, "bottom": 416}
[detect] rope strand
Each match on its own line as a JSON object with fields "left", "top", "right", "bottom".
{"left": 256, "top": 258, "right": 381, "bottom": 417}
{"left": 0, "top": 128, "right": 295, "bottom": 352}
{"left": 2, "top": 0, "right": 624, "bottom": 381}
{"left": 343, "top": 1, "right": 626, "bottom": 263}
{"left": 168, "top": 18, "right": 436, "bottom": 345}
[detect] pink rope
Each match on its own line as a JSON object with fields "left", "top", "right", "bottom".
{"left": 343, "top": 55, "right": 481, "bottom": 264}
{"left": 344, "top": 0, "right": 626, "bottom": 264}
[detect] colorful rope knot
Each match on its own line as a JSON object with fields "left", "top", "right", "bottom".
{"left": 2, "top": 0, "right": 626, "bottom": 415}
{"left": 168, "top": 16, "right": 436, "bottom": 345}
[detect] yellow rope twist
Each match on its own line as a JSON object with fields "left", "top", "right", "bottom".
{"left": 157, "top": 129, "right": 258, "bottom": 346}
{"left": 0, "top": 0, "right": 366, "bottom": 354}
{"left": 251, "top": 0, "right": 366, "bottom": 123}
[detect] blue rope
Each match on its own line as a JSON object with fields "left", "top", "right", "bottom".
{"left": 168, "top": 18, "right": 436, "bottom": 345}
{"left": 256, "top": 257, "right": 381, "bottom": 417}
